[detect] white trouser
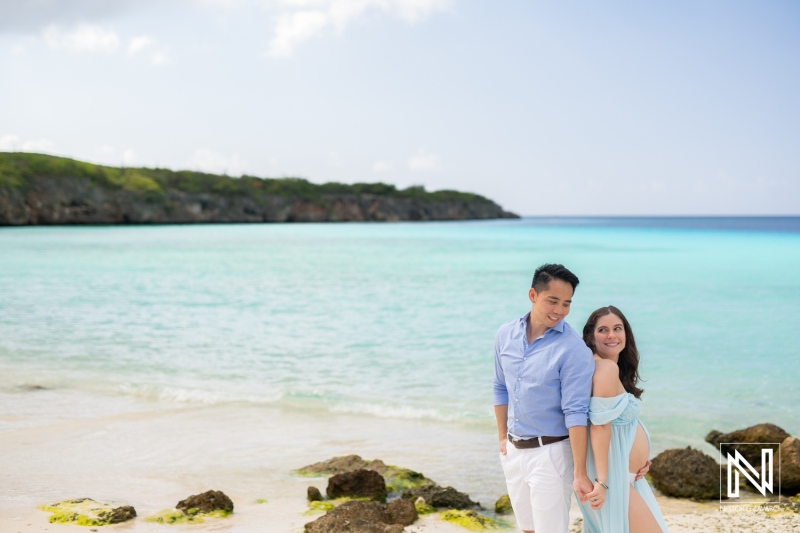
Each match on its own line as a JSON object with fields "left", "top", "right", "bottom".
{"left": 500, "top": 438, "right": 574, "bottom": 533}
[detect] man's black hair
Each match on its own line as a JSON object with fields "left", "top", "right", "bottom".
{"left": 531, "top": 263, "right": 580, "bottom": 293}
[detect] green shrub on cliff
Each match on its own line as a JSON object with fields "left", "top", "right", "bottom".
{"left": 0, "top": 152, "right": 492, "bottom": 205}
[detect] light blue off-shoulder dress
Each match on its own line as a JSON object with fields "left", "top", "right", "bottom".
{"left": 580, "top": 392, "right": 668, "bottom": 533}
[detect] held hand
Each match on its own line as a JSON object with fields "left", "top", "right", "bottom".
{"left": 573, "top": 473, "right": 593, "bottom": 504}
{"left": 499, "top": 437, "right": 508, "bottom": 455}
{"left": 635, "top": 461, "right": 652, "bottom": 481}
{"left": 585, "top": 481, "right": 607, "bottom": 510}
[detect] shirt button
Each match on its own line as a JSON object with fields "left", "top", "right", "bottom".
{"left": 515, "top": 418, "right": 518, "bottom": 421}
{"left": 518, "top": 378, "right": 521, "bottom": 381}
{"left": 524, "top": 357, "right": 527, "bottom": 360}
{"left": 515, "top": 399, "right": 518, "bottom": 402}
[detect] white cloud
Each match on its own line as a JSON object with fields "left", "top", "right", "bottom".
{"left": 372, "top": 160, "right": 392, "bottom": 172}
{"left": 187, "top": 149, "right": 251, "bottom": 176}
{"left": 22, "top": 139, "right": 56, "bottom": 152}
{"left": 127, "top": 35, "right": 171, "bottom": 66}
{"left": 266, "top": 0, "right": 452, "bottom": 57}
{"left": 268, "top": 10, "right": 328, "bottom": 57}
{"left": 0, "top": 134, "right": 20, "bottom": 150}
{"left": 0, "top": 134, "right": 57, "bottom": 153}
{"left": 151, "top": 48, "right": 171, "bottom": 66}
{"left": 122, "top": 149, "right": 136, "bottom": 166}
{"left": 127, "top": 35, "right": 155, "bottom": 55}
{"left": 407, "top": 148, "right": 442, "bottom": 172}
{"left": 42, "top": 24, "right": 120, "bottom": 53}
{"left": 12, "top": 44, "right": 26, "bottom": 56}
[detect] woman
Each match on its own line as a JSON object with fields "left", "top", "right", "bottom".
{"left": 579, "top": 306, "right": 668, "bottom": 533}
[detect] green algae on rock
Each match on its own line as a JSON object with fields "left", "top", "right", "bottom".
{"left": 414, "top": 497, "right": 435, "bottom": 515}
{"left": 144, "top": 508, "right": 231, "bottom": 524}
{"left": 296, "top": 455, "right": 435, "bottom": 496}
{"left": 384, "top": 466, "right": 435, "bottom": 493}
{"left": 39, "top": 498, "right": 136, "bottom": 526}
{"left": 145, "top": 490, "right": 234, "bottom": 525}
{"left": 440, "top": 510, "right": 499, "bottom": 531}
{"left": 308, "top": 501, "right": 335, "bottom": 512}
{"left": 494, "top": 494, "right": 512, "bottom": 514}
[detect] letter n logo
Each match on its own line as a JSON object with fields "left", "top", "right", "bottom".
{"left": 726, "top": 447, "right": 774, "bottom": 497}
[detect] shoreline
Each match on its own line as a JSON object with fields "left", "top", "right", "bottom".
{"left": 2, "top": 389, "right": 798, "bottom": 532}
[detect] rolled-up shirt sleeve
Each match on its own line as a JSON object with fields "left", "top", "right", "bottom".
{"left": 492, "top": 329, "right": 509, "bottom": 405}
{"left": 560, "top": 342, "right": 594, "bottom": 428}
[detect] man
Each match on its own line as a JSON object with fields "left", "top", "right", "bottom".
{"left": 493, "top": 263, "right": 594, "bottom": 533}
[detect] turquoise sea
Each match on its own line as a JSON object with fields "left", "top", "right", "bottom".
{"left": 1, "top": 217, "right": 799, "bottom": 453}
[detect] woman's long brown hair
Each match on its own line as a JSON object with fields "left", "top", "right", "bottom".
{"left": 582, "top": 306, "right": 644, "bottom": 399}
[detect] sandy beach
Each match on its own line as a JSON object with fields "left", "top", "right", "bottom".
{"left": 2, "top": 387, "right": 797, "bottom": 533}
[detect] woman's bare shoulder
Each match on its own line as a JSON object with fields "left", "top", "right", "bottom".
{"left": 592, "top": 357, "right": 622, "bottom": 397}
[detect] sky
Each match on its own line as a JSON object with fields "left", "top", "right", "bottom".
{"left": 1, "top": 0, "right": 798, "bottom": 216}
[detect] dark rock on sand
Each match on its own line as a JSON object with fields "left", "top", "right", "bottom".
{"left": 304, "top": 500, "right": 417, "bottom": 533}
{"left": 385, "top": 499, "right": 417, "bottom": 526}
{"left": 102, "top": 505, "right": 137, "bottom": 524}
{"left": 780, "top": 437, "right": 800, "bottom": 495}
{"left": 307, "top": 486, "right": 323, "bottom": 502}
{"left": 176, "top": 490, "right": 234, "bottom": 515}
{"left": 298, "top": 455, "right": 435, "bottom": 495}
{"left": 299, "top": 455, "right": 389, "bottom": 476}
{"left": 327, "top": 469, "right": 387, "bottom": 502}
{"left": 649, "top": 447, "right": 722, "bottom": 500}
{"left": 706, "top": 423, "right": 790, "bottom": 466}
{"left": 495, "top": 494, "right": 513, "bottom": 514}
{"left": 403, "top": 485, "right": 478, "bottom": 509}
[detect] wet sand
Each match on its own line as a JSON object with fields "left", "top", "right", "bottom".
{"left": 1, "top": 388, "right": 797, "bottom": 532}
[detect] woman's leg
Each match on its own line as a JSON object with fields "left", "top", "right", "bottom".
{"left": 628, "top": 483, "right": 662, "bottom": 533}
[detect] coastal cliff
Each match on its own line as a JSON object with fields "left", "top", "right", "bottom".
{"left": 0, "top": 153, "right": 518, "bottom": 225}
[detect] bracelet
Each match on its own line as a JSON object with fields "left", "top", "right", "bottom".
{"left": 595, "top": 478, "right": 609, "bottom": 490}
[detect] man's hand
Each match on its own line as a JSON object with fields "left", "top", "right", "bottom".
{"left": 635, "top": 460, "right": 651, "bottom": 481}
{"left": 584, "top": 481, "right": 607, "bottom": 510}
{"left": 499, "top": 437, "right": 508, "bottom": 455}
{"left": 573, "top": 473, "right": 593, "bottom": 503}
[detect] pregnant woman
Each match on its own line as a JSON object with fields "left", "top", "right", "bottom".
{"left": 579, "top": 306, "right": 668, "bottom": 533}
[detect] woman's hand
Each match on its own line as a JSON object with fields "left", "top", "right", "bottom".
{"left": 635, "top": 460, "right": 652, "bottom": 481}
{"left": 584, "top": 481, "right": 607, "bottom": 510}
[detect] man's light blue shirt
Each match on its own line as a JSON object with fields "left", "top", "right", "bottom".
{"left": 493, "top": 313, "right": 594, "bottom": 438}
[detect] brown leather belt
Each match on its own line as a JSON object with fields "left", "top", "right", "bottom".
{"left": 508, "top": 434, "right": 569, "bottom": 449}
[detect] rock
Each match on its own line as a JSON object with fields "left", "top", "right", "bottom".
{"left": 414, "top": 497, "right": 435, "bottom": 515}
{"left": 440, "top": 509, "right": 499, "bottom": 530}
{"left": 299, "top": 455, "right": 389, "bottom": 476}
{"left": 103, "top": 506, "right": 137, "bottom": 524}
{"left": 403, "top": 485, "right": 478, "bottom": 509}
{"left": 176, "top": 490, "right": 234, "bottom": 515}
{"left": 705, "top": 424, "right": 790, "bottom": 466}
{"left": 383, "top": 466, "right": 435, "bottom": 493}
{"left": 39, "top": 499, "right": 136, "bottom": 526}
{"left": 307, "top": 486, "right": 323, "bottom": 502}
{"left": 495, "top": 494, "right": 513, "bottom": 514}
{"left": 327, "top": 469, "right": 387, "bottom": 502}
{"left": 304, "top": 500, "right": 416, "bottom": 533}
{"left": 385, "top": 498, "right": 417, "bottom": 527}
{"left": 649, "top": 447, "right": 722, "bottom": 500}
{"left": 781, "top": 437, "right": 800, "bottom": 495}
{"left": 298, "top": 456, "right": 435, "bottom": 495}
